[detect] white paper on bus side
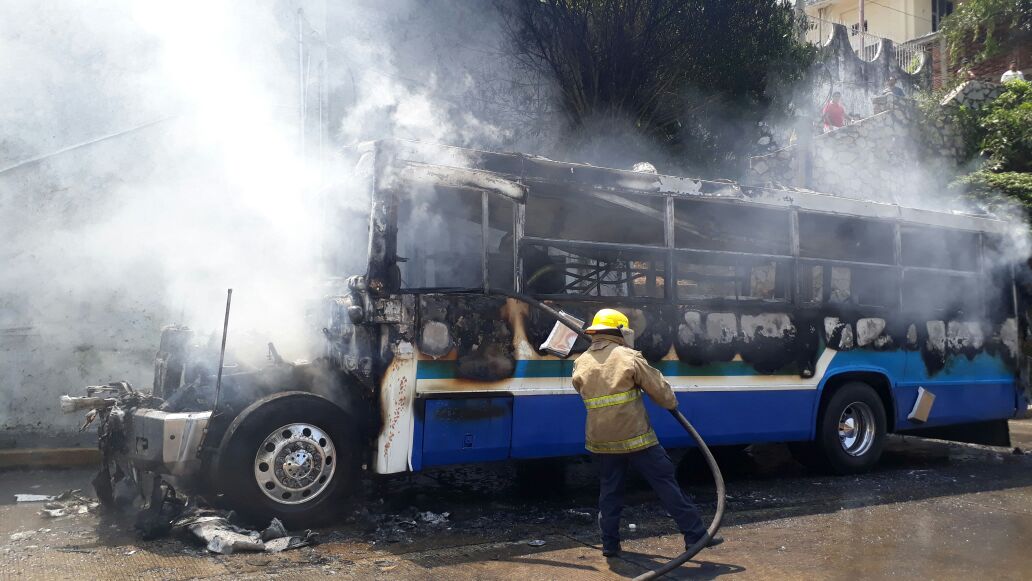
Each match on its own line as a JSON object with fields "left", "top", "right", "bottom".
{"left": 540, "top": 312, "right": 585, "bottom": 358}
{"left": 907, "top": 387, "right": 936, "bottom": 423}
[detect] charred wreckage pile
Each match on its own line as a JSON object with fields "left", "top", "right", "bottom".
{"left": 58, "top": 331, "right": 356, "bottom": 552}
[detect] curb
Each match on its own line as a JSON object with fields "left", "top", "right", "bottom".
{"left": 0, "top": 448, "right": 100, "bottom": 469}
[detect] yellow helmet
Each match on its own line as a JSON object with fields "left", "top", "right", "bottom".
{"left": 585, "top": 308, "right": 630, "bottom": 333}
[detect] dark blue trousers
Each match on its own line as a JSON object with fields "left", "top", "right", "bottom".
{"left": 596, "top": 444, "right": 707, "bottom": 551}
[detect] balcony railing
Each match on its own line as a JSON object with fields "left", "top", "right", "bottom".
{"left": 804, "top": 15, "right": 927, "bottom": 73}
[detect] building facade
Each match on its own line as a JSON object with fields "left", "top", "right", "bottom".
{"left": 804, "top": 0, "right": 958, "bottom": 44}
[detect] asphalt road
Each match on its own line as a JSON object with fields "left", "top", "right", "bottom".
{"left": 3, "top": 420, "right": 1032, "bottom": 580}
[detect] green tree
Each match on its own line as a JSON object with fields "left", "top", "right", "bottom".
{"left": 500, "top": 0, "right": 816, "bottom": 174}
{"left": 936, "top": 80, "right": 1032, "bottom": 212}
{"left": 940, "top": 0, "right": 1032, "bottom": 66}
{"left": 980, "top": 80, "right": 1032, "bottom": 173}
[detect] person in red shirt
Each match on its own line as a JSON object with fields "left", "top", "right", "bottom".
{"left": 821, "top": 91, "right": 849, "bottom": 132}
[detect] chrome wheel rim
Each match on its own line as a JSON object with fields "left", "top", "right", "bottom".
{"left": 838, "top": 402, "right": 876, "bottom": 457}
{"left": 254, "top": 423, "right": 336, "bottom": 505}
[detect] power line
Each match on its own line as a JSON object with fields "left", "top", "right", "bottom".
{"left": 0, "top": 116, "right": 176, "bottom": 177}
{"left": 865, "top": 1, "right": 934, "bottom": 25}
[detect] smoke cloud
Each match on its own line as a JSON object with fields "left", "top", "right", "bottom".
{"left": 0, "top": 0, "right": 534, "bottom": 442}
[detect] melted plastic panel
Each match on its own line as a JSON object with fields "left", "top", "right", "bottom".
{"left": 417, "top": 295, "right": 515, "bottom": 381}
{"left": 413, "top": 291, "right": 1017, "bottom": 383}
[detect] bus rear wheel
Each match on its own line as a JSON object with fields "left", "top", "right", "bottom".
{"left": 212, "top": 392, "right": 357, "bottom": 528}
{"left": 814, "top": 381, "right": 887, "bottom": 474}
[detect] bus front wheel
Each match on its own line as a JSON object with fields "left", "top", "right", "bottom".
{"left": 814, "top": 381, "right": 887, "bottom": 474}
{"left": 212, "top": 392, "right": 357, "bottom": 528}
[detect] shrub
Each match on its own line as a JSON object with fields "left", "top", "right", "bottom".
{"left": 979, "top": 80, "right": 1032, "bottom": 172}
{"left": 954, "top": 171, "right": 1032, "bottom": 211}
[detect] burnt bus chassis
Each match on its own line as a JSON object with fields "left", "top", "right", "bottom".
{"left": 62, "top": 139, "right": 1028, "bottom": 527}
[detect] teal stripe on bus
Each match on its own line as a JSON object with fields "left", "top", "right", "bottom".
{"left": 653, "top": 360, "right": 763, "bottom": 377}
{"left": 416, "top": 358, "right": 766, "bottom": 380}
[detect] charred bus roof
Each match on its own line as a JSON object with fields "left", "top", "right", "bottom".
{"left": 359, "top": 138, "right": 1013, "bottom": 235}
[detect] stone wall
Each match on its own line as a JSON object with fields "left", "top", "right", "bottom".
{"left": 749, "top": 81, "right": 1004, "bottom": 203}
{"left": 808, "top": 23, "right": 930, "bottom": 121}
{"left": 807, "top": 100, "right": 922, "bottom": 203}
{"left": 754, "top": 20, "right": 934, "bottom": 184}
{"left": 940, "top": 80, "right": 1004, "bottom": 110}
{"left": 747, "top": 146, "right": 799, "bottom": 188}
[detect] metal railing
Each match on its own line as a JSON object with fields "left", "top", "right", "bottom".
{"left": 804, "top": 15, "right": 926, "bottom": 72}
{"left": 804, "top": 15, "right": 837, "bottom": 47}
{"left": 897, "top": 36, "right": 936, "bottom": 75}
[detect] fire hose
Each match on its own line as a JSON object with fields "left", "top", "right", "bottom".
{"left": 486, "top": 289, "right": 726, "bottom": 579}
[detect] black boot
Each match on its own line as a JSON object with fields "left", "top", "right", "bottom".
{"left": 685, "top": 534, "right": 724, "bottom": 550}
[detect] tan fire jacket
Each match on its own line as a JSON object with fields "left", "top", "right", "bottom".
{"left": 571, "top": 334, "right": 678, "bottom": 454}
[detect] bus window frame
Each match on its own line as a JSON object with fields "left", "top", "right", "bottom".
{"left": 518, "top": 235, "right": 671, "bottom": 304}
{"left": 373, "top": 170, "right": 1013, "bottom": 321}
{"left": 386, "top": 186, "right": 520, "bottom": 295}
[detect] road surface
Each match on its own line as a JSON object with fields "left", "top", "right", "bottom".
{"left": 3, "top": 420, "right": 1032, "bottom": 580}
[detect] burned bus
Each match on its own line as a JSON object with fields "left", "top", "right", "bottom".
{"left": 64, "top": 139, "right": 1029, "bottom": 527}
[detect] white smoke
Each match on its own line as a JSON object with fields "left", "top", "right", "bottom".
{"left": 0, "top": 0, "right": 532, "bottom": 441}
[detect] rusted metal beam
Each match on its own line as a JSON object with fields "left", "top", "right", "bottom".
{"left": 392, "top": 161, "right": 528, "bottom": 202}
{"left": 894, "top": 223, "right": 904, "bottom": 312}
{"left": 481, "top": 191, "right": 490, "bottom": 293}
{"left": 514, "top": 202, "right": 526, "bottom": 293}
{"left": 790, "top": 209, "right": 800, "bottom": 305}
{"left": 665, "top": 196, "right": 676, "bottom": 303}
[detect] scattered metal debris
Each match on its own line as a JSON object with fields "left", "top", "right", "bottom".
{"left": 417, "top": 511, "right": 450, "bottom": 525}
{"left": 527, "top": 539, "right": 546, "bottom": 547}
{"left": 365, "top": 507, "right": 460, "bottom": 544}
{"left": 262, "top": 518, "right": 289, "bottom": 540}
{"left": 14, "top": 494, "right": 55, "bottom": 502}
{"left": 33, "top": 490, "right": 100, "bottom": 518}
{"left": 171, "top": 509, "right": 317, "bottom": 555}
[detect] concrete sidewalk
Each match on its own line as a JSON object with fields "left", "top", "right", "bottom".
{"left": 0, "top": 448, "right": 99, "bottom": 469}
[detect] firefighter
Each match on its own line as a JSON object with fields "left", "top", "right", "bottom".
{"left": 572, "top": 308, "right": 722, "bottom": 558}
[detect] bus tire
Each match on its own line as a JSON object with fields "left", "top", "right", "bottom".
{"left": 816, "top": 381, "right": 887, "bottom": 474}
{"left": 212, "top": 391, "right": 357, "bottom": 528}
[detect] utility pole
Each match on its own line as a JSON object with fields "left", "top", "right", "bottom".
{"left": 858, "top": 0, "right": 865, "bottom": 36}
{"left": 298, "top": 8, "right": 306, "bottom": 160}
{"left": 794, "top": 0, "right": 806, "bottom": 42}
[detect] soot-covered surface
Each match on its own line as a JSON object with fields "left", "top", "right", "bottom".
{"left": 3, "top": 420, "right": 1032, "bottom": 579}
{"left": 417, "top": 294, "right": 1018, "bottom": 381}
